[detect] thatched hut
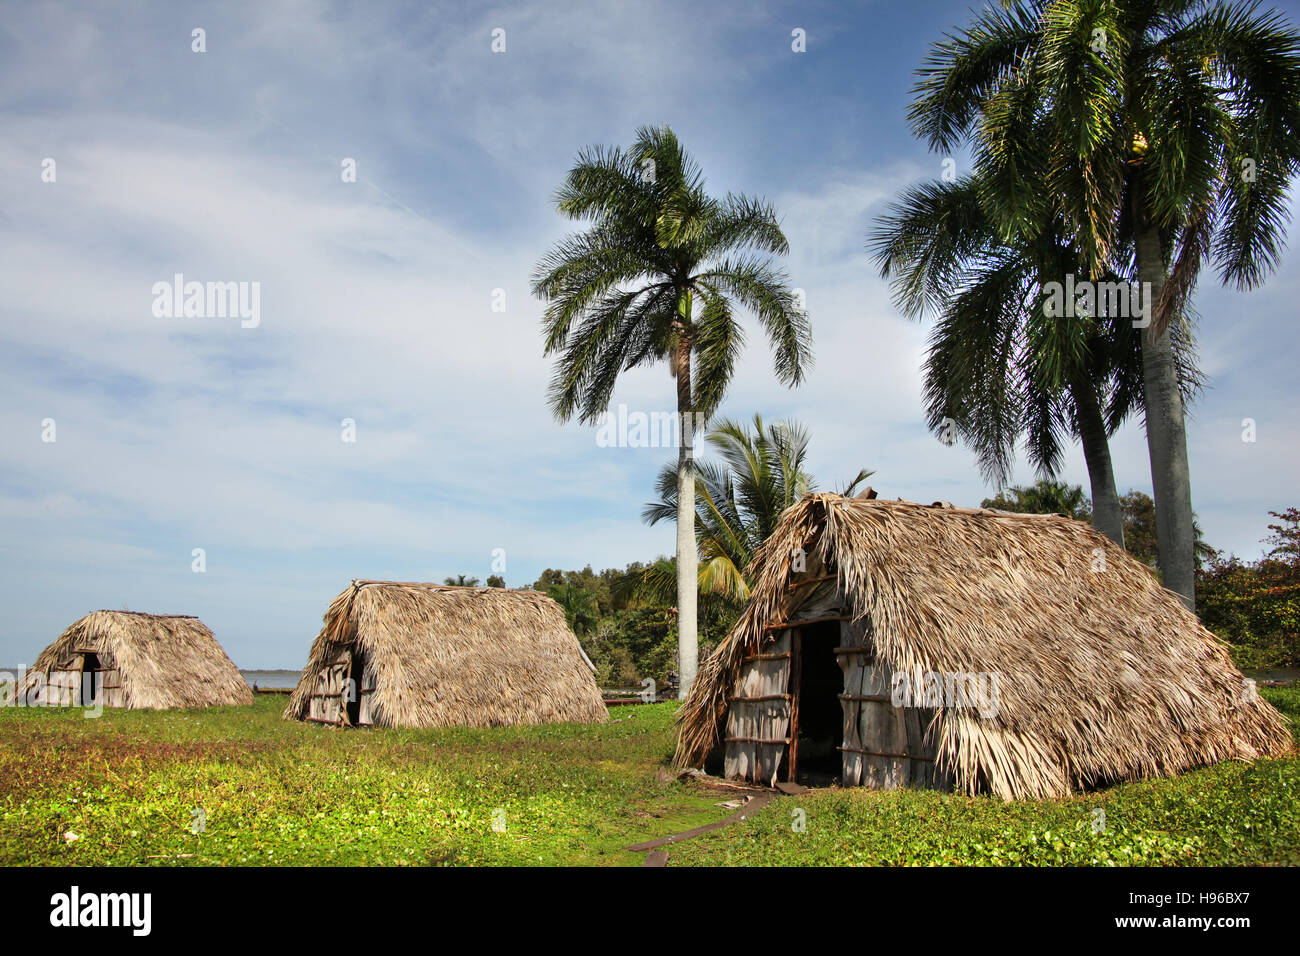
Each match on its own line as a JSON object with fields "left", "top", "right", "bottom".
{"left": 285, "top": 580, "right": 608, "bottom": 729}
{"left": 19, "top": 610, "right": 252, "bottom": 709}
{"left": 676, "top": 493, "right": 1292, "bottom": 800}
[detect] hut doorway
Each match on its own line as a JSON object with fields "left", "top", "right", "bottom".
{"left": 80, "top": 653, "right": 101, "bottom": 707}
{"left": 345, "top": 648, "right": 374, "bottom": 727}
{"left": 791, "top": 622, "right": 843, "bottom": 784}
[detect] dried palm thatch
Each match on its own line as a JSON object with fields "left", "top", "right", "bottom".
{"left": 284, "top": 581, "right": 608, "bottom": 729}
{"left": 19, "top": 610, "right": 252, "bottom": 709}
{"left": 676, "top": 493, "right": 1293, "bottom": 799}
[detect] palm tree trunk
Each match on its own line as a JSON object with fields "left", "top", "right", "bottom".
{"left": 1070, "top": 375, "right": 1125, "bottom": 547}
{"left": 673, "top": 295, "right": 699, "bottom": 698}
{"left": 1132, "top": 188, "right": 1196, "bottom": 610}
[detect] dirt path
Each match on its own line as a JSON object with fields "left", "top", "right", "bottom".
{"left": 625, "top": 778, "right": 806, "bottom": 866}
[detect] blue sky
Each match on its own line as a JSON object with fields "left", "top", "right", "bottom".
{"left": 2, "top": 1, "right": 1298, "bottom": 667}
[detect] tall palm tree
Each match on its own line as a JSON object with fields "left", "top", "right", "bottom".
{"left": 907, "top": 0, "right": 1300, "bottom": 608}
{"left": 870, "top": 172, "right": 1202, "bottom": 545}
{"left": 631, "top": 416, "right": 872, "bottom": 604}
{"left": 533, "top": 127, "right": 813, "bottom": 696}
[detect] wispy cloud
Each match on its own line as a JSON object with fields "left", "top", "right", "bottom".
{"left": 2, "top": 0, "right": 1298, "bottom": 665}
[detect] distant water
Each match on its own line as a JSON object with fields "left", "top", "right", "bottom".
{"left": 1243, "top": 667, "right": 1300, "bottom": 684}
{"left": 1, "top": 667, "right": 304, "bottom": 689}
{"left": 241, "top": 669, "right": 302, "bottom": 690}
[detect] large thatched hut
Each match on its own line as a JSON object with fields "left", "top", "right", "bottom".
{"left": 19, "top": 610, "right": 252, "bottom": 709}
{"left": 285, "top": 580, "right": 608, "bottom": 729}
{"left": 676, "top": 493, "right": 1292, "bottom": 800}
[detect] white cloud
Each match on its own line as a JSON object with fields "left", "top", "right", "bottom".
{"left": 2, "top": 1, "right": 1298, "bottom": 665}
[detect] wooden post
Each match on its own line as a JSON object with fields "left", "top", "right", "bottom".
{"left": 787, "top": 629, "right": 801, "bottom": 782}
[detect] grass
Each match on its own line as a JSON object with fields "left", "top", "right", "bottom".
{"left": 671, "top": 684, "right": 1300, "bottom": 866}
{"left": 1, "top": 686, "right": 1297, "bottom": 866}
{"left": 0, "top": 697, "right": 722, "bottom": 866}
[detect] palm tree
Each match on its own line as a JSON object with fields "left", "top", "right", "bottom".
{"left": 982, "top": 480, "right": 1092, "bottom": 520}
{"left": 533, "top": 127, "right": 813, "bottom": 696}
{"left": 443, "top": 574, "right": 480, "bottom": 587}
{"left": 547, "top": 581, "right": 599, "bottom": 637}
{"left": 870, "top": 171, "right": 1202, "bottom": 545}
{"left": 629, "top": 415, "right": 872, "bottom": 603}
{"left": 907, "top": 0, "right": 1300, "bottom": 608}
{"left": 1120, "top": 488, "right": 1215, "bottom": 571}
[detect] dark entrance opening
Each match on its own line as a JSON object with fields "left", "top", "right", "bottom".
{"left": 80, "top": 653, "right": 101, "bottom": 707}
{"left": 346, "top": 651, "right": 366, "bottom": 726}
{"left": 793, "top": 622, "right": 843, "bottom": 784}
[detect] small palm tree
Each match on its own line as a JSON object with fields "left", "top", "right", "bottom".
{"left": 629, "top": 415, "right": 872, "bottom": 604}
{"left": 907, "top": 0, "right": 1300, "bottom": 607}
{"left": 443, "top": 574, "right": 480, "bottom": 587}
{"left": 533, "top": 127, "right": 812, "bottom": 696}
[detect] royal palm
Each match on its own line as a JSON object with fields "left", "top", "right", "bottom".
{"left": 871, "top": 171, "right": 1201, "bottom": 546}
{"left": 533, "top": 127, "right": 812, "bottom": 695}
{"left": 907, "top": 0, "right": 1300, "bottom": 607}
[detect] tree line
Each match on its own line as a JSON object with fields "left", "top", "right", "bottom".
{"left": 448, "top": 482, "right": 1298, "bottom": 686}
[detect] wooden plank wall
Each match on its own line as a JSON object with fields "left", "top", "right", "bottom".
{"left": 84, "top": 662, "right": 123, "bottom": 708}
{"left": 34, "top": 656, "right": 136, "bottom": 710}
{"left": 721, "top": 563, "right": 951, "bottom": 792}
{"left": 723, "top": 630, "right": 791, "bottom": 785}
{"left": 45, "top": 671, "right": 79, "bottom": 707}
{"left": 99, "top": 671, "right": 126, "bottom": 709}
{"left": 307, "top": 661, "right": 347, "bottom": 724}
{"left": 355, "top": 658, "right": 375, "bottom": 726}
{"left": 838, "top": 616, "right": 944, "bottom": 789}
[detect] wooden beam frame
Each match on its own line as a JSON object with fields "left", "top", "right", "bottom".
{"left": 836, "top": 745, "right": 935, "bottom": 762}
{"left": 784, "top": 573, "right": 837, "bottom": 592}
{"left": 787, "top": 630, "right": 802, "bottom": 782}
{"left": 725, "top": 736, "right": 793, "bottom": 745}
{"left": 763, "top": 614, "right": 852, "bottom": 631}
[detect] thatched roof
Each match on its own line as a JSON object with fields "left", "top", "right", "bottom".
{"left": 676, "top": 494, "right": 1293, "bottom": 799}
{"left": 284, "top": 580, "right": 608, "bottom": 728}
{"left": 21, "top": 610, "right": 252, "bottom": 709}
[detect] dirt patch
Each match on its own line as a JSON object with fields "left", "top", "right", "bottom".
{"left": 0, "top": 738, "right": 267, "bottom": 800}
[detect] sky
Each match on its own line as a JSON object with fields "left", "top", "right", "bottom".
{"left": 2, "top": 1, "right": 1298, "bottom": 668}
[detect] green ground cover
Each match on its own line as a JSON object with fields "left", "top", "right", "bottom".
{"left": 1, "top": 687, "right": 1295, "bottom": 866}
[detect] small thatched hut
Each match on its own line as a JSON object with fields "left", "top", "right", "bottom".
{"left": 285, "top": 580, "right": 608, "bottom": 729}
{"left": 676, "top": 493, "right": 1292, "bottom": 800}
{"left": 19, "top": 610, "right": 252, "bottom": 709}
